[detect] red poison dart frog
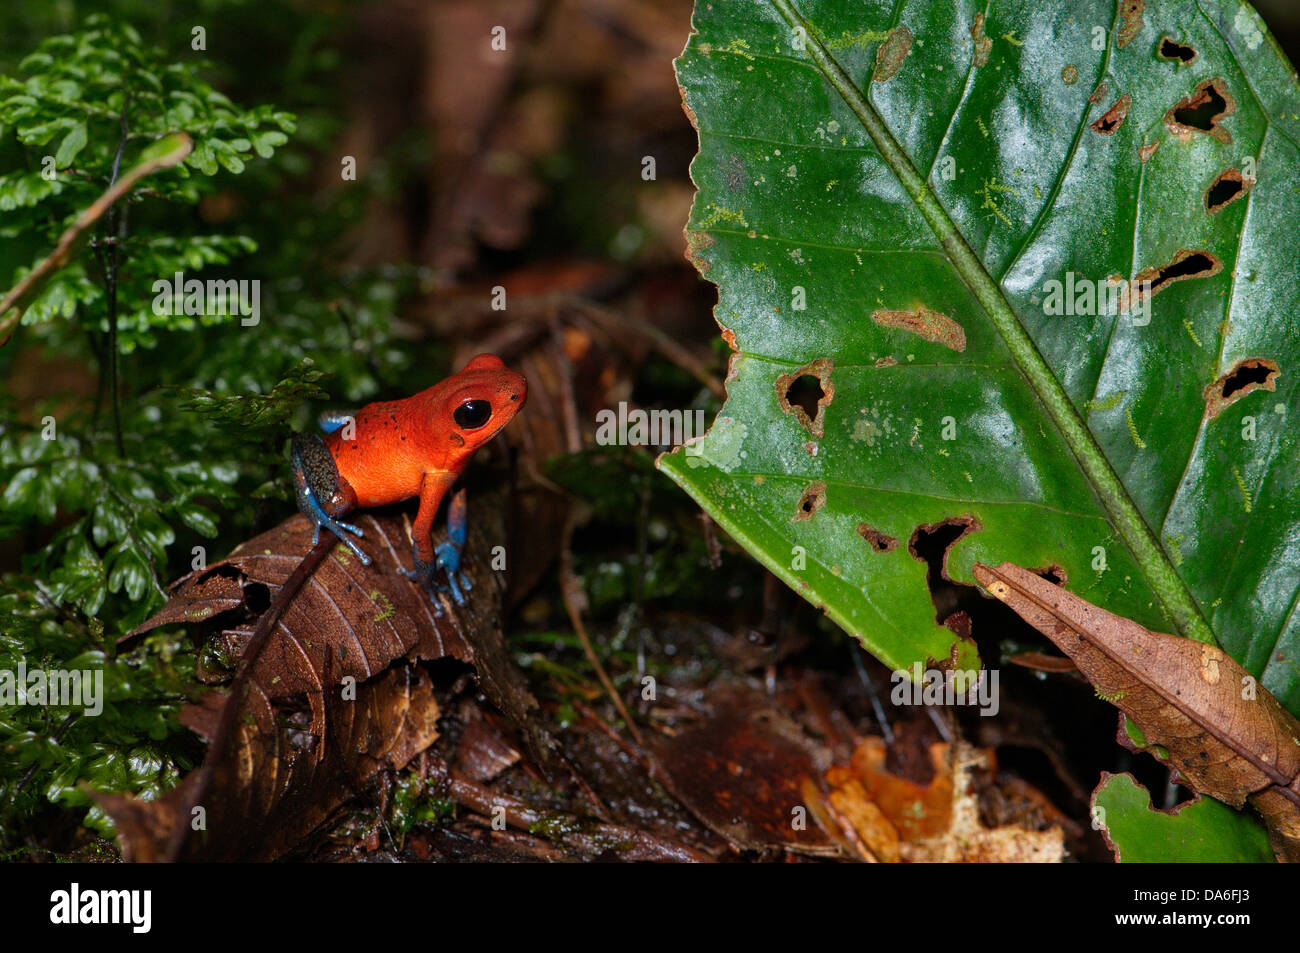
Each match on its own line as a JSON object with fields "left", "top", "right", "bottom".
{"left": 291, "top": 354, "right": 526, "bottom": 614}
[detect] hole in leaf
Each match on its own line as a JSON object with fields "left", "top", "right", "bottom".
{"left": 786, "top": 375, "right": 824, "bottom": 423}
{"left": 1037, "top": 565, "right": 1067, "bottom": 587}
{"left": 1204, "top": 357, "right": 1279, "bottom": 419}
{"left": 793, "top": 481, "right": 826, "bottom": 522}
{"left": 856, "top": 523, "right": 898, "bottom": 553}
{"left": 1149, "top": 251, "right": 1217, "bottom": 288}
{"left": 908, "top": 516, "right": 982, "bottom": 627}
{"left": 775, "top": 358, "right": 834, "bottom": 438}
{"left": 243, "top": 582, "right": 271, "bottom": 615}
{"left": 1157, "top": 35, "right": 1197, "bottom": 64}
{"left": 1164, "top": 78, "right": 1235, "bottom": 144}
{"left": 1203, "top": 167, "right": 1251, "bottom": 214}
{"left": 1090, "top": 94, "right": 1131, "bottom": 135}
{"left": 1128, "top": 249, "right": 1223, "bottom": 308}
{"left": 1222, "top": 361, "right": 1274, "bottom": 399}
{"left": 1172, "top": 85, "right": 1226, "bottom": 128}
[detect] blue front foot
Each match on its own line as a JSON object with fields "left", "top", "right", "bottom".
{"left": 436, "top": 487, "right": 471, "bottom": 604}
{"left": 405, "top": 488, "right": 472, "bottom": 614}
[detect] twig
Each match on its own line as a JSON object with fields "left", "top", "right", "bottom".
{"left": 926, "top": 707, "right": 954, "bottom": 744}
{"left": 570, "top": 297, "right": 725, "bottom": 401}
{"left": 0, "top": 133, "right": 192, "bottom": 347}
{"left": 851, "top": 645, "right": 895, "bottom": 745}
{"left": 548, "top": 324, "right": 584, "bottom": 453}
{"left": 558, "top": 511, "right": 644, "bottom": 749}
{"left": 435, "top": 758, "right": 711, "bottom": 862}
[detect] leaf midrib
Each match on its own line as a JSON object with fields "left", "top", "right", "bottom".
{"left": 766, "top": 0, "right": 1217, "bottom": 646}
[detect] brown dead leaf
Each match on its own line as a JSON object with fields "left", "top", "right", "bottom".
{"left": 974, "top": 561, "right": 1300, "bottom": 862}
{"left": 821, "top": 777, "right": 900, "bottom": 862}
{"left": 127, "top": 510, "right": 474, "bottom": 694}
{"left": 900, "top": 743, "right": 1065, "bottom": 862}
{"left": 828, "top": 736, "right": 953, "bottom": 841}
{"left": 649, "top": 683, "right": 835, "bottom": 855}
{"left": 97, "top": 662, "right": 441, "bottom": 861}
{"left": 103, "top": 496, "right": 560, "bottom": 860}
{"left": 822, "top": 737, "right": 1064, "bottom": 862}
{"left": 453, "top": 706, "right": 522, "bottom": 782}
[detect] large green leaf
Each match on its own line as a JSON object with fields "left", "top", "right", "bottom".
{"left": 1092, "top": 772, "right": 1276, "bottom": 862}
{"left": 661, "top": 0, "right": 1300, "bottom": 709}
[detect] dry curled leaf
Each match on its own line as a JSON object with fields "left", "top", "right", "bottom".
{"left": 97, "top": 662, "right": 441, "bottom": 862}
{"left": 974, "top": 561, "right": 1300, "bottom": 862}
{"left": 818, "top": 775, "right": 900, "bottom": 862}
{"left": 650, "top": 684, "right": 836, "bottom": 855}
{"left": 127, "top": 510, "right": 477, "bottom": 691}
{"left": 821, "top": 737, "right": 1063, "bottom": 863}
{"left": 102, "top": 495, "right": 558, "bottom": 860}
{"left": 826, "top": 736, "right": 953, "bottom": 842}
{"left": 900, "top": 742, "right": 1064, "bottom": 863}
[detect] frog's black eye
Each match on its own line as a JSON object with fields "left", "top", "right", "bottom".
{"left": 454, "top": 399, "right": 493, "bottom": 430}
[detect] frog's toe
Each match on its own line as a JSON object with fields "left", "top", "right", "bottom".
{"left": 403, "top": 560, "right": 452, "bottom": 614}
{"left": 308, "top": 515, "right": 372, "bottom": 564}
{"left": 340, "top": 535, "right": 372, "bottom": 565}
{"left": 422, "top": 580, "right": 450, "bottom": 615}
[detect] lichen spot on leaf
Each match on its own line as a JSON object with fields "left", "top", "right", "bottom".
{"left": 871, "top": 307, "right": 966, "bottom": 352}
{"left": 872, "top": 25, "right": 912, "bottom": 83}
{"left": 692, "top": 415, "right": 749, "bottom": 472}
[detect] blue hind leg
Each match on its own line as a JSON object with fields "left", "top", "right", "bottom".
{"left": 435, "top": 489, "right": 472, "bottom": 605}
{"left": 291, "top": 433, "right": 371, "bottom": 565}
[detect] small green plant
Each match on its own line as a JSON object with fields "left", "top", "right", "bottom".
{"left": 0, "top": 2, "right": 435, "bottom": 849}
{"left": 0, "top": 16, "right": 294, "bottom": 443}
{"left": 0, "top": 15, "right": 304, "bottom": 847}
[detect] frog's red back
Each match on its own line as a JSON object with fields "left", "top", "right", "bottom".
{"left": 326, "top": 354, "right": 526, "bottom": 508}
